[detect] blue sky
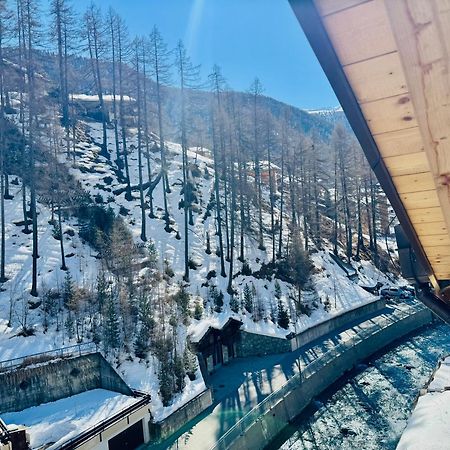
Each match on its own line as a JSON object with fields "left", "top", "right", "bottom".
{"left": 68, "top": 0, "right": 339, "bottom": 109}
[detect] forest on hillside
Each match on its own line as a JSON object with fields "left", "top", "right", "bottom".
{"left": 0, "top": 0, "right": 398, "bottom": 409}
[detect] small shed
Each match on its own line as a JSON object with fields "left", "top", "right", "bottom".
{"left": 192, "top": 318, "right": 242, "bottom": 374}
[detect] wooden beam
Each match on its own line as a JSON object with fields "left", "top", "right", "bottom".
{"left": 385, "top": 0, "right": 450, "bottom": 278}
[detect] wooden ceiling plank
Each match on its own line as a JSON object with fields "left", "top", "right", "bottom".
{"left": 384, "top": 152, "right": 430, "bottom": 177}
{"left": 385, "top": 0, "right": 450, "bottom": 279}
{"left": 400, "top": 190, "right": 441, "bottom": 210}
{"left": 323, "top": 0, "right": 397, "bottom": 66}
{"left": 360, "top": 93, "right": 418, "bottom": 135}
{"left": 315, "top": 0, "right": 371, "bottom": 17}
{"left": 344, "top": 52, "right": 408, "bottom": 104}
{"left": 419, "top": 235, "right": 450, "bottom": 247}
{"left": 408, "top": 206, "right": 445, "bottom": 224}
{"left": 424, "top": 246, "right": 450, "bottom": 258}
{"left": 373, "top": 127, "right": 424, "bottom": 157}
{"left": 414, "top": 222, "right": 448, "bottom": 236}
{"left": 392, "top": 172, "right": 435, "bottom": 194}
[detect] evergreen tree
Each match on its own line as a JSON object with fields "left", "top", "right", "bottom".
{"left": 275, "top": 280, "right": 282, "bottom": 300}
{"left": 277, "top": 300, "right": 290, "bottom": 329}
{"left": 134, "top": 324, "right": 150, "bottom": 359}
{"left": 205, "top": 231, "right": 211, "bottom": 254}
{"left": 193, "top": 298, "right": 203, "bottom": 320}
{"left": 96, "top": 270, "right": 108, "bottom": 312}
{"left": 213, "top": 289, "right": 224, "bottom": 313}
{"left": 63, "top": 270, "right": 74, "bottom": 307}
{"left": 229, "top": 294, "right": 239, "bottom": 313}
{"left": 183, "top": 346, "right": 198, "bottom": 381}
{"left": 103, "top": 289, "right": 120, "bottom": 351}
{"left": 174, "top": 284, "right": 190, "bottom": 321}
{"left": 65, "top": 312, "right": 74, "bottom": 339}
{"left": 174, "top": 354, "right": 186, "bottom": 392}
{"left": 243, "top": 283, "right": 253, "bottom": 313}
{"left": 159, "top": 359, "right": 174, "bottom": 406}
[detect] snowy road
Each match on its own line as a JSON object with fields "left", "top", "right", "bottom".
{"left": 146, "top": 301, "right": 430, "bottom": 450}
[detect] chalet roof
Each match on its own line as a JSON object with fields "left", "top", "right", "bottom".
{"left": 290, "top": 0, "right": 450, "bottom": 299}
{"left": 190, "top": 317, "right": 243, "bottom": 346}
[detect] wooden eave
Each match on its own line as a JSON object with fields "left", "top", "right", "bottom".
{"left": 290, "top": 0, "right": 450, "bottom": 289}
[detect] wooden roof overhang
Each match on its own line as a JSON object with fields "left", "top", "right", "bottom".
{"left": 289, "top": 0, "right": 450, "bottom": 316}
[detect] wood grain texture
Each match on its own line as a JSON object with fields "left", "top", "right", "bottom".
{"left": 384, "top": 152, "right": 430, "bottom": 177}
{"left": 344, "top": 52, "right": 408, "bottom": 103}
{"left": 315, "top": 0, "right": 370, "bottom": 16}
{"left": 385, "top": 0, "right": 450, "bottom": 279}
{"left": 400, "top": 190, "right": 441, "bottom": 209}
{"left": 373, "top": 127, "right": 424, "bottom": 157}
{"left": 393, "top": 172, "right": 435, "bottom": 194}
{"left": 361, "top": 93, "right": 418, "bottom": 135}
{"left": 323, "top": 0, "right": 397, "bottom": 65}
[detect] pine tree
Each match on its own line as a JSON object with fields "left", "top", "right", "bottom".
{"left": 63, "top": 270, "right": 74, "bottom": 307}
{"left": 134, "top": 324, "right": 150, "bottom": 359}
{"left": 174, "top": 284, "right": 190, "bottom": 321}
{"left": 159, "top": 358, "right": 174, "bottom": 406}
{"left": 230, "top": 294, "right": 239, "bottom": 313}
{"left": 146, "top": 239, "right": 158, "bottom": 268}
{"left": 183, "top": 346, "right": 198, "bottom": 381}
{"left": 193, "top": 298, "right": 203, "bottom": 320}
{"left": 205, "top": 231, "right": 211, "bottom": 254}
{"left": 174, "top": 354, "right": 186, "bottom": 392}
{"left": 96, "top": 270, "right": 108, "bottom": 312}
{"left": 277, "top": 300, "right": 290, "bottom": 329}
{"left": 103, "top": 289, "right": 120, "bottom": 351}
{"left": 243, "top": 283, "right": 253, "bottom": 313}
{"left": 275, "top": 280, "right": 282, "bottom": 300}
{"left": 214, "top": 290, "right": 224, "bottom": 313}
{"left": 65, "top": 312, "right": 74, "bottom": 339}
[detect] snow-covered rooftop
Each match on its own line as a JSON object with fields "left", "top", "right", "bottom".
{"left": 1, "top": 389, "right": 139, "bottom": 450}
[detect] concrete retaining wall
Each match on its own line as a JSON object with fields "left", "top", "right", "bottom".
{"left": 0, "top": 353, "right": 132, "bottom": 414}
{"left": 291, "top": 298, "right": 386, "bottom": 351}
{"left": 149, "top": 389, "right": 213, "bottom": 442}
{"left": 236, "top": 331, "right": 291, "bottom": 357}
{"left": 235, "top": 299, "right": 386, "bottom": 359}
{"left": 226, "top": 306, "right": 433, "bottom": 450}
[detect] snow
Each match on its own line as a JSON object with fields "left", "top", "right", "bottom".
{"left": 118, "top": 357, "right": 206, "bottom": 422}
{"left": 0, "top": 103, "right": 404, "bottom": 425}
{"left": 71, "top": 93, "right": 135, "bottom": 102}
{"left": 1, "top": 389, "right": 138, "bottom": 450}
{"left": 397, "top": 355, "right": 450, "bottom": 449}
{"left": 396, "top": 392, "right": 450, "bottom": 450}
